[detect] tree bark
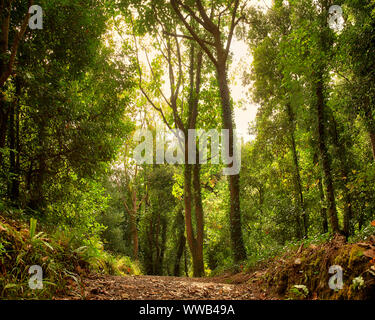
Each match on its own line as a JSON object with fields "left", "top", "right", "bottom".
{"left": 130, "top": 210, "right": 139, "bottom": 260}
{"left": 124, "top": 185, "right": 140, "bottom": 261}
{"left": 369, "top": 131, "right": 375, "bottom": 163}
{"left": 173, "top": 210, "right": 186, "bottom": 276}
{"left": 183, "top": 162, "right": 204, "bottom": 276}
{"left": 192, "top": 160, "right": 204, "bottom": 276}
{"left": 318, "top": 174, "right": 329, "bottom": 233}
{"left": 217, "top": 63, "right": 247, "bottom": 263}
{"left": 155, "top": 215, "right": 167, "bottom": 275}
{"left": 315, "top": 73, "right": 340, "bottom": 234}
{"left": 0, "top": 97, "right": 9, "bottom": 165}
{"left": 361, "top": 93, "right": 375, "bottom": 163}
{"left": 184, "top": 246, "right": 188, "bottom": 277}
{"left": 0, "top": 1, "right": 33, "bottom": 165}
{"left": 170, "top": 0, "right": 247, "bottom": 264}
{"left": 330, "top": 115, "right": 353, "bottom": 237}
{"left": 131, "top": 192, "right": 139, "bottom": 261}
{"left": 174, "top": 233, "right": 186, "bottom": 276}
{"left": 181, "top": 44, "right": 205, "bottom": 277}
{"left": 286, "top": 103, "right": 307, "bottom": 238}
{"left": 8, "top": 77, "right": 20, "bottom": 203}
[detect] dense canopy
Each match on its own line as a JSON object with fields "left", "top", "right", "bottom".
{"left": 1, "top": 0, "right": 375, "bottom": 301}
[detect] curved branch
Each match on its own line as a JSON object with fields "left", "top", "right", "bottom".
{"left": 0, "top": 0, "right": 34, "bottom": 87}
{"left": 225, "top": 0, "right": 240, "bottom": 60}
{"left": 170, "top": 0, "right": 218, "bottom": 67}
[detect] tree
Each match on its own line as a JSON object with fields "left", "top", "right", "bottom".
{"left": 337, "top": 0, "right": 375, "bottom": 163}
{"left": 244, "top": 3, "right": 309, "bottom": 238}
{"left": 1, "top": 0, "right": 135, "bottom": 214}
{"left": 0, "top": 0, "right": 33, "bottom": 165}
{"left": 170, "top": 0, "right": 247, "bottom": 263}
{"left": 122, "top": 164, "right": 144, "bottom": 261}
{"left": 134, "top": 28, "right": 206, "bottom": 276}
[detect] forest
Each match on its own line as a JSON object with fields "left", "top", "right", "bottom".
{"left": 1, "top": 0, "right": 375, "bottom": 301}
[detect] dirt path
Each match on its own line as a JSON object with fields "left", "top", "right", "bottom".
{"left": 61, "top": 273, "right": 272, "bottom": 300}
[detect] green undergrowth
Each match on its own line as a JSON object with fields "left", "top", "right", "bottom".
{"left": 210, "top": 233, "right": 334, "bottom": 277}
{"left": 261, "top": 235, "right": 375, "bottom": 300}
{"left": 0, "top": 210, "right": 140, "bottom": 300}
{"left": 210, "top": 226, "right": 375, "bottom": 300}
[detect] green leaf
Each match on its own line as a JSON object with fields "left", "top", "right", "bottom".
{"left": 4, "top": 283, "right": 18, "bottom": 290}
{"left": 29, "top": 218, "right": 37, "bottom": 239}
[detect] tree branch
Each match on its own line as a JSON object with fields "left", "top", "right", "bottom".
{"left": 225, "top": 0, "right": 240, "bottom": 60}
{"left": 163, "top": 31, "right": 215, "bottom": 47}
{"left": 170, "top": 0, "right": 218, "bottom": 67}
{"left": 195, "top": 0, "right": 220, "bottom": 34}
{"left": 130, "top": 16, "right": 174, "bottom": 132}
{"left": 0, "top": 0, "right": 34, "bottom": 87}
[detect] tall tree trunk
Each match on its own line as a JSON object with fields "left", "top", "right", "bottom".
{"left": 217, "top": 61, "right": 247, "bottom": 263}
{"left": 174, "top": 209, "right": 186, "bottom": 276}
{"left": 131, "top": 192, "right": 139, "bottom": 261}
{"left": 28, "top": 124, "right": 46, "bottom": 211}
{"left": 318, "top": 173, "right": 329, "bottom": 233}
{"left": 8, "top": 77, "right": 20, "bottom": 203}
{"left": 0, "top": 97, "right": 9, "bottom": 165}
{"left": 183, "top": 161, "right": 203, "bottom": 276}
{"left": 184, "top": 246, "right": 188, "bottom": 277}
{"left": 0, "top": 1, "right": 10, "bottom": 165}
{"left": 174, "top": 224, "right": 186, "bottom": 276}
{"left": 315, "top": 73, "right": 340, "bottom": 234}
{"left": 124, "top": 187, "right": 139, "bottom": 261}
{"left": 368, "top": 130, "right": 375, "bottom": 163}
{"left": 361, "top": 96, "right": 375, "bottom": 163}
{"left": 181, "top": 45, "right": 205, "bottom": 277}
{"left": 330, "top": 115, "right": 353, "bottom": 237}
{"left": 192, "top": 161, "right": 204, "bottom": 277}
{"left": 145, "top": 216, "right": 154, "bottom": 275}
{"left": 130, "top": 209, "right": 139, "bottom": 261}
{"left": 155, "top": 216, "right": 167, "bottom": 275}
{"left": 0, "top": 1, "right": 33, "bottom": 166}
{"left": 286, "top": 103, "right": 307, "bottom": 238}
{"left": 312, "top": 0, "right": 341, "bottom": 234}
